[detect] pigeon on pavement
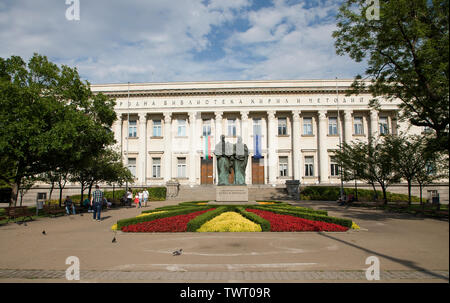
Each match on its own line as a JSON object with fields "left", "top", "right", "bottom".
{"left": 172, "top": 249, "right": 183, "bottom": 256}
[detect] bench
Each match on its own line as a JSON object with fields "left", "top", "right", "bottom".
{"left": 4, "top": 206, "right": 34, "bottom": 223}
{"left": 43, "top": 204, "right": 66, "bottom": 217}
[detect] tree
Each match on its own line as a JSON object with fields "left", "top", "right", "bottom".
{"left": 414, "top": 150, "right": 448, "bottom": 205}
{"left": 383, "top": 134, "right": 426, "bottom": 205}
{"left": 0, "top": 53, "right": 116, "bottom": 206}
{"left": 334, "top": 138, "right": 401, "bottom": 204}
{"left": 333, "top": 0, "right": 449, "bottom": 153}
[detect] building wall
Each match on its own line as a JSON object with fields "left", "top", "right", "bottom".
{"left": 88, "top": 79, "right": 435, "bottom": 187}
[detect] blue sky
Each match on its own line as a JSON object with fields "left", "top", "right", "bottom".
{"left": 0, "top": 0, "right": 365, "bottom": 84}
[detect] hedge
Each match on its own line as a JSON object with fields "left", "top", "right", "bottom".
{"left": 257, "top": 204, "right": 328, "bottom": 216}
{"left": 116, "top": 206, "right": 212, "bottom": 229}
{"left": 235, "top": 207, "right": 271, "bottom": 231}
{"left": 250, "top": 206, "right": 353, "bottom": 228}
{"left": 300, "top": 186, "right": 421, "bottom": 203}
{"left": 186, "top": 206, "right": 230, "bottom": 232}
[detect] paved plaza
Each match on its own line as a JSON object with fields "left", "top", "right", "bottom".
{"left": 0, "top": 201, "right": 448, "bottom": 283}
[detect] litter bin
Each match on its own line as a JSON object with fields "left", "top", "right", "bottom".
{"left": 432, "top": 193, "right": 440, "bottom": 205}
{"left": 36, "top": 192, "right": 47, "bottom": 215}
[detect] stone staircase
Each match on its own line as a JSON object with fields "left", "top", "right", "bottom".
{"left": 169, "top": 185, "right": 291, "bottom": 202}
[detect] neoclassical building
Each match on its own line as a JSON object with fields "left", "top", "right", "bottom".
{"left": 91, "top": 79, "right": 420, "bottom": 187}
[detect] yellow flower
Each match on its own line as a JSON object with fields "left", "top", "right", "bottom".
{"left": 351, "top": 222, "right": 360, "bottom": 230}
{"left": 197, "top": 202, "right": 207, "bottom": 205}
{"left": 258, "top": 202, "right": 276, "bottom": 205}
{"left": 136, "top": 211, "right": 167, "bottom": 218}
{"left": 197, "top": 212, "right": 262, "bottom": 232}
{"left": 111, "top": 224, "right": 118, "bottom": 231}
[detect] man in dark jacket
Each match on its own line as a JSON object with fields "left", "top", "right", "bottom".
{"left": 64, "top": 196, "right": 76, "bottom": 215}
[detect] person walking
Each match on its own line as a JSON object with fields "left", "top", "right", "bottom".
{"left": 90, "top": 185, "right": 104, "bottom": 222}
{"left": 138, "top": 191, "right": 143, "bottom": 208}
{"left": 143, "top": 188, "right": 149, "bottom": 207}
{"left": 133, "top": 193, "right": 139, "bottom": 208}
{"left": 64, "top": 196, "right": 76, "bottom": 215}
{"left": 127, "top": 189, "right": 133, "bottom": 207}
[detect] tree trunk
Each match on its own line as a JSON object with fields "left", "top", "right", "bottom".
{"left": 10, "top": 180, "right": 20, "bottom": 207}
{"left": 407, "top": 180, "right": 412, "bottom": 205}
{"left": 381, "top": 185, "right": 388, "bottom": 205}
{"left": 88, "top": 181, "right": 94, "bottom": 201}
{"left": 419, "top": 183, "right": 423, "bottom": 207}
{"left": 371, "top": 183, "right": 378, "bottom": 201}
{"left": 48, "top": 182, "right": 55, "bottom": 202}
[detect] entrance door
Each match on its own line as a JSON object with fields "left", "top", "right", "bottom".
{"left": 252, "top": 156, "right": 265, "bottom": 184}
{"left": 201, "top": 158, "right": 214, "bottom": 184}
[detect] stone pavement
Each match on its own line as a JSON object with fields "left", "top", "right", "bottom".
{"left": 0, "top": 269, "right": 448, "bottom": 282}
{"left": 0, "top": 200, "right": 448, "bottom": 283}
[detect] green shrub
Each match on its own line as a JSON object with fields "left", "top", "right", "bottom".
{"left": 236, "top": 207, "right": 271, "bottom": 231}
{"left": 258, "top": 204, "right": 328, "bottom": 216}
{"left": 116, "top": 206, "right": 212, "bottom": 229}
{"left": 186, "top": 206, "right": 230, "bottom": 232}
{"left": 251, "top": 206, "right": 353, "bottom": 228}
{"left": 300, "top": 186, "right": 420, "bottom": 203}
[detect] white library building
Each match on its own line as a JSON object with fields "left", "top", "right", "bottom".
{"left": 91, "top": 79, "right": 420, "bottom": 188}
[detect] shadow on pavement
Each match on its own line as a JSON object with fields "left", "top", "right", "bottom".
{"left": 318, "top": 232, "right": 449, "bottom": 280}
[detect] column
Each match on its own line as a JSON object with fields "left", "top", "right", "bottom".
{"left": 240, "top": 111, "right": 251, "bottom": 184}
{"left": 163, "top": 112, "right": 172, "bottom": 182}
{"left": 292, "top": 110, "right": 301, "bottom": 180}
{"left": 188, "top": 112, "right": 197, "bottom": 185}
{"left": 267, "top": 110, "right": 277, "bottom": 185}
{"left": 114, "top": 115, "right": 123, "bottom": 157}
{"left": 138, "top": 113, "right": 147, "bottom": 185}
{"left": 318, "top": 110, "right": 328, "bottom": 183}
{"left": 214, "top": 111, "right": 223, "bottom": 144}
{"left": 391, "top": 111, "right": 398, "bottom": 135}
{"left": 370, "top": 110, "right": 378, "bottom": 139}
{"left": 343, "top": 110, "right": 353, "bottom": 144}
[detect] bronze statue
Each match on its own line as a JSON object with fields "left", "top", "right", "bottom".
{"left": 233, "top": 136, "right": 248, "bottom": 185}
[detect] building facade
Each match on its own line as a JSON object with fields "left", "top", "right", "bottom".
{"left": 91, "top": 79, "right": 420, "bottom": 187}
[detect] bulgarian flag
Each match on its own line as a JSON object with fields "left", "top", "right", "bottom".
{"left": 205, "top": 135, "right": 212, "bottom": 160}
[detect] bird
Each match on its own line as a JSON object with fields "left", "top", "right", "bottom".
{"left": 112, "top": 236, "right": 116, "bottom": 243}
{"left": 172, "top": 249, "right": 183, "bottom": 256}
{"left": 42, "top": 230, "right": 46, "bottom": 235}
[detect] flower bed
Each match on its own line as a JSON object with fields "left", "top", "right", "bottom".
{"left": 197, "top": 212, "right": 262, "bottom": 232}
{"left": 136, "top": 211, "right": 167, "bottom": 218}
{"left": 121, "top": 209, "right": 214, "bottom": 232}
{"left": 246, "top": 209, "right": 348, "bottom": 232}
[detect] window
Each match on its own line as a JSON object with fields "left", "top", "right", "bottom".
{"left": 128, "top": 158, "right": 136, "bottom": 177}
{"left": 177, "top": 119, "right": 186, "bottom": 136}
{"left": 304, "top": 156, "right": 314, "bottom": 176}
{"left": 253, "top": 118, "right": 262, "bottom": 136}
{"left": 278, "top": 118, "right": 287, "bottom": 135}
{"left": 202, "top": 119, "right": 211, "bottom": 136}
{"left": 227, "top": 119, "right": 236, "bottom": 136}
{"left": 128, "top": 119, "right": 137, "bottom": 137}
{"left": 279, "top": 157, "right": 288, "bottom": 177}
{"left": 152, "top": 158, "right": 161, "bottom": 178}
{"left": 330, "top": 163, "right": 340, "bottom": 177}
{"left": 153, "top": 120, "right": 162, "bottom": 137}
{"left": 354, "top": 117, "right": 364, "bottom": 135}
{"left": 303, "top": 117, "right": 313, "bottom": 135}
{"left": 328, "top": 117, "right": 338, "bottom": 135}
{"left": 177, "top": 157, "right": 187, "bottom": 178}
{"left": 379, "top": 117, "right": 389, "bottom": 135}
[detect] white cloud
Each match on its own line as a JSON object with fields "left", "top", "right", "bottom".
{"left": 0, "top": 0, "right": 364, "bottom": 83}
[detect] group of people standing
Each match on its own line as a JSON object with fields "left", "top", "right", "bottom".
{"left": 125, "top": 188, "right": 149, "bottom": 208}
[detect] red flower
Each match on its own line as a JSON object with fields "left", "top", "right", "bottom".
{"left": 121, "top": 209, "right": 214, "bottom": 232}
{"left": 246, "top": 209, "right": 348, "bottom": 232}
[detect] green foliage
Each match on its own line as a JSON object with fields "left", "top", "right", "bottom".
{"left": 0, "top": 53, "right": 117, "bottom": 205}
{"left": 116, "top": 206, "right": 212, "bottom": 229}
{"left": 333, "top": 0, "right": 449, "bottom": 152}
{"left": 235, "top": 207, "right": 271, "bottom": 231}
{"left": 186, "top": 207, "right": 230, "bottom": 232}
{"left": 251, "top": 205, "right": 353, "bottom": 228}
{"left": 258, "top": 204, "right": 328, "bottom": 216}
{"left": 300, "top": 186, "right": 421, "bottom": 203}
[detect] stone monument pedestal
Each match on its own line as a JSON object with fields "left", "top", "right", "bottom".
{"left": 210, "top": 185, "right": 255, "bottom": 205}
